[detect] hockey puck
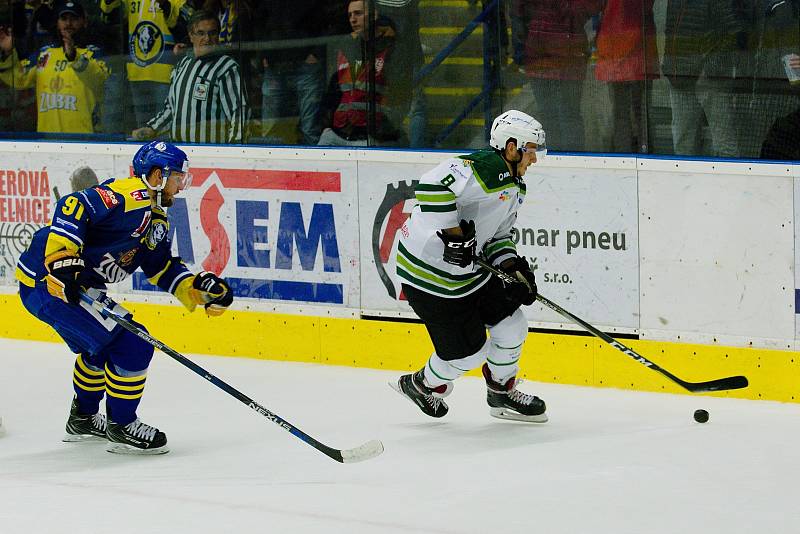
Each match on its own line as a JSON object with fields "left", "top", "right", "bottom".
{"left": 693, "top": 409, "right": 709, "bottom": 423}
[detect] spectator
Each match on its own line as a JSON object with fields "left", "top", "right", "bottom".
{"left": 131, "top": 10, "right": 247, "bottom": 143}
{"left": 661, "top": 0, "right": 745, "bottom": 157}
{"left": 317, "top": 0, "right": 405, "bottom": 146}
{"left": 0, "top": 0, "right": 109, "bottom": 134}
{"left": 201, "top": 0, "right": 267, "bottom": 138}
{"left": 0, "top": 1, "right": 36, "bottom": 134}
{"left": 260, "top": 0, "right": 331, "bottom": 145}
{"left": 511, "top": 0, "right": 601, "bottom": 152}
{"left": 200, "top": 0, "right": 257, "bottom": 45}
{"left": 100, "top": 0, "right": 192, "bottom": 126}
{"left": 376, "top": 0, "right": 426, "bottom": 147}
{"left": 594, "top": 0, "right": 659, "bottom": 153}
{"left": 743, "top": 0, "right": 800, "bottom": 159}
{"left": 23, "top": 1, "right": 55, "bottom": 56}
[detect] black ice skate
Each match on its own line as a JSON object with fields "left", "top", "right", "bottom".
{"left": 482, "top": 364, "right": 548, "bottom": 423}
{"left": 63, "top": 397, "right": 107, "bottom": 442}
{"left": 106, "top": 419, "right": 169, "bottom": 455}
{"left": 390, "top": 369, "right": 452, "bottom": 418}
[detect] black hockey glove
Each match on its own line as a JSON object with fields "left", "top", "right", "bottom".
{"left": 501, "top": 256, "right": 537, "bottom": 306}
{"left": 45, "top": 250, "right": 85, "bottom": 304}
{"left": 436, "top": 219, "right": 476, "bottom": 268}
{"left": 192, "top": 271, "right": 233, "bottom": 317}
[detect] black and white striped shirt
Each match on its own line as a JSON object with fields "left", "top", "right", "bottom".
{"left": 147, "top": 51, "right": 247, "bottom": 144}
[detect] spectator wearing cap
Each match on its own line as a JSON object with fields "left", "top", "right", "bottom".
{"left": 0, "top": 0, "right": 109, "bottom": 134}
{"left": 131, "top": 10, "right": 247, "bottom": 143}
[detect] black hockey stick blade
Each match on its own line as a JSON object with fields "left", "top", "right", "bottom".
{"left": 473, "top": 257, "right": 749, "bottom": 393}
{"left": 79, "top": 291, "right": 384, "bottom": 463}
{"left": 676, "top": 375, "right": 749, "bottom": 393}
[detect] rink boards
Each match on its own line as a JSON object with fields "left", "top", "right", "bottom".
{"left": 0, "top": 142, "right": 797, "bottom": 402}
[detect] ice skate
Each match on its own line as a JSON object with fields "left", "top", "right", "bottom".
{"left": 390, "top": 369, "right": 452, "bottom": 418}
{"left": 482, "top": 364, "right": 547, "bottom": 423}
{"left": 63, "top": 397, "right": 107, "bottom": 442}
{"left": 106, "top": 419, "right": 169, "bottom": 455}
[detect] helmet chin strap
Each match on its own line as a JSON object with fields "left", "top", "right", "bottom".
{"left": 142, "top": 172, "right": 167, "bottom": 209}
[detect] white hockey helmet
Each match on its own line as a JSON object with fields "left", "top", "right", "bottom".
{"left": 489, "top": 110, "right": 547, "bottom": 158}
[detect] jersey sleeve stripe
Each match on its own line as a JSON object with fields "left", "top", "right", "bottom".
{"left": 50, "top": 226, "right": 84, "bottom": 246}
{"left": 415, "top": 192, "right": 456, "bottom": 203}
{"left": 16, "top": 260, "right": 36, "bottom": 277}
{"left": 415, "top": 184, "right": 453, "bottom": 193}
{"left": 167, "top": 270, "right": 193, "bottom": 294}
{"left": 484, "top": 238, "right": 515, "bottom": 256}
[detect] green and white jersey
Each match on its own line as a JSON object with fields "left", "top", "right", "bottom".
{"left": 397, "top": 148, "right": 526, "bottom": 298}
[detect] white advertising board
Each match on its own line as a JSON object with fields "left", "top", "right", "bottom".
{"left": 639, "top": 159, "right": 794, "bottom": 348}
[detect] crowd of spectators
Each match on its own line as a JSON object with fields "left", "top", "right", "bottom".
{"left": 0, "top": 0, "right": 797, "bottom": 161}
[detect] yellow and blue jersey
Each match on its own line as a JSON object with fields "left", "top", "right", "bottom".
{"left": 101, "top": 0, "right": 189, "bottom": 84}
{"left": 0, "top": 44, "right": 109, "bottom": 134}
{"left": 16, "top": 176, "right": 192, "bottom": 297}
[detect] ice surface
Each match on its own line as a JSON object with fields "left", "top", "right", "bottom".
{"left": 1, "top": 338, "right": 798, "bottom": 534}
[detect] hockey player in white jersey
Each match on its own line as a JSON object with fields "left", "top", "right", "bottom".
{"left": 391, "top": 110, "right": 548, "bottom": 422}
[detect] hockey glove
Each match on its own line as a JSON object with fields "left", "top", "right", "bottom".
{"left": 501, "top": 256, "right": 537, "bottom": 306}
{"left": 45, "top": 250, "right": 85, "bottom": 304}
{"left": 191, "top": 271, "right": 233, "bottom": 317}
{"left": 436, "top": 219, "right": 476, "bottom": 268}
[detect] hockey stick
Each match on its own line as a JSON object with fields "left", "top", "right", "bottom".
{"left": 473, "top": 257, "right": 749, "bottom": 393}
{"left": 79, "top": 291, "right": 384, "bottom": 463}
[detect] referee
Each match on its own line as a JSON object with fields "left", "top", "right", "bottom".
{"left": 132, "top": 10, "right": 247, "bottom": 144}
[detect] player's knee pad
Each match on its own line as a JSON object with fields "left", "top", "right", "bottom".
{"left": 486, "top": 309, "right": 528, "bottom": 383}
{"left": 105, "top": 326, "right": 154, "bottom": 373}
{"left": 424, "top": 339, "right": 490, "bottom": 387}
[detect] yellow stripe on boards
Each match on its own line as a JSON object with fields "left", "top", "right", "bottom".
{"left": 0, "top": 294, "right": 795, "bottom": 403}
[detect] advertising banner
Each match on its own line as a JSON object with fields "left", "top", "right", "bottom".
{"left": 0, "top": 152, "right": 114, "bottom": 286}
{"left": 0, "top": 146, "right": 361, "bottom": 310}
{"left": 132, "top": 156, "right": 361, "bottom": 308}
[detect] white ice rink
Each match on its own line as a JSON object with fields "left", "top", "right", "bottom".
{"left": 1, "top": 338, "right": 798, "bottom": 534}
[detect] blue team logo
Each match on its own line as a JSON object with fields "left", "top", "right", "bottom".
{"left": 143, "top": 218, "right": 168, "bottom": 250}
{"left": 130, "top": 21, "right": 164, "bottom": 68}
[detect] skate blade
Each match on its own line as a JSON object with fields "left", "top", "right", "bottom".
{"left": 106, "top": 442, "right": 170, "bottom": 455}
{"left": 490, "top": 407, "right": 548, "bottom": 423}
{"left": 63, "top": 433, "right": 107, "bottom": 443}
{"left": 388, "top": 379, "right": 412, "bottom": 404}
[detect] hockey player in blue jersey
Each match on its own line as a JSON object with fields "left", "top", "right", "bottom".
{"left": 15, "top": 141, "right": 233, "bottom": 454}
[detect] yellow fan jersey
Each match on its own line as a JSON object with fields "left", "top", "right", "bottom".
{"left": 101, "top": 0, "right": 188, "bottom": 83}
{"left": 0, "top": 45, "right": 109, "bottom": 134}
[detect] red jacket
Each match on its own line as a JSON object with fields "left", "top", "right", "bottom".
{"left": 594, "top": 0, "right": 659, "bottom": 81}
{"left": 513, "top": 0, "right": 602, "bottom": 80}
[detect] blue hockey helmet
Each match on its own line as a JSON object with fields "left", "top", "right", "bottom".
{"left": 132, "top": 141, "right": 191, "bottom": 191}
